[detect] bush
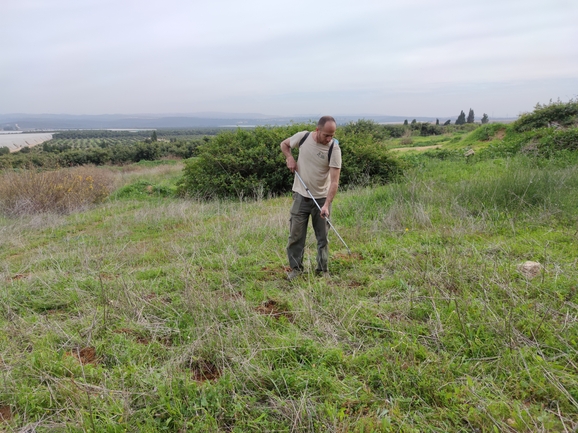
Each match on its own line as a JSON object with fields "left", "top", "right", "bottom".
{"left": 339, "top": 132, "right": 401, "bottom": 187}
{"left": 536, "top": 128, "right": 578, "bottom": 156}
{"left": 341, "top": 119, "right": 391, "bottom": 141}
{"left": 177, "top": 123, "right": 402, "bottom": 199}
{"left": 178, "top": 125, "right": 308, "bottom": 199}
{"left": 513, "top": 99, "right": 578, "bottom": 132}
{"left": 0, "top": 166, "right": 116, "bottom": 216}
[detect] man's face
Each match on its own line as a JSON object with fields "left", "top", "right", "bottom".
{"left": 316, "top": 121, "right": 336, "bottom": 145}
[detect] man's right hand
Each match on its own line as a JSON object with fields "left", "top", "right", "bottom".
{"left": 286, "top": 156, "right": 297, "bottom": 173}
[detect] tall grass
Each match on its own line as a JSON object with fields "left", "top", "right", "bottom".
{"left": 0, "top": 166, "right": 116, "bottom": 216}
{"left": 338, "top": 156, "right": 578, "bottom": 234}
{"left": 1, "top": 155, "right": 577, "bottom": 432}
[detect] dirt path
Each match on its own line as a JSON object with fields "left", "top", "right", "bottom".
{"left": 390, "top": 144, "right": 442, "bottom": 152}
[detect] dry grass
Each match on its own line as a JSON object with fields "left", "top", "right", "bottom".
{"left": 114, "top": 163, "right": 183, "bottom": 186}
{"left": 0, "top": 166, "right": 116, "bottom": 216}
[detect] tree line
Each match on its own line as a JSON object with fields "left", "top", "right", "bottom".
{"left": 404, "top": 109, "right": 489, "bottom": 126}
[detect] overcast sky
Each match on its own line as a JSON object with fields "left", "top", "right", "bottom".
{"left": 2, "top": 0, "right": 577, "bottom": 118}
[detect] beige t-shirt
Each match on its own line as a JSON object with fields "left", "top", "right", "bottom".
{"left": 289, "top": 131, "right": 342, "bottom": 199}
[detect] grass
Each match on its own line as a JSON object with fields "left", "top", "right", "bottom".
{"left": 1, "top": 153, "right": 577, "bottom": 432}
{"left": 0, "top": 166, "right": 116, "bottom": 216}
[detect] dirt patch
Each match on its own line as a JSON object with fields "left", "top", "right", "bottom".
{"left": 493, "top": 129, "right": 506, "bottom": 140}
{"left": 259, "top": 266, "right": 290, "bottom": 280}
{"left": 11, "top": 273, "right": 29, "bottom": 280}
{"left": 255, "top": 299, "right": 294, "bottom": 322}
{"left": 390, "top": 145, "right": 442, "bottom": 152}
{"left": 98, "top": 273, "right": 117, "bottom": 281}
{"left": 188, "top": 359, "right": 222, "bottom": 382}
{"left": 0, "top": 405, "right": 12, "bottom": 422}
{"left": 518, "top": 261, "right": 542, "bottom": 279}
{"left": 66, "top": 347, "right": 98, "bottom": 365}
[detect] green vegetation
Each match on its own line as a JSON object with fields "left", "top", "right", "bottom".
{"left": 1, "top": 101, "right": 577, "bottom": 431}
{"left": 177, "top": 123, "right": 401, "bottom": 199}
{"left": 0, "top": 129, "right": 217, "bottom": 169}
{"left": 513, "top": 98, "right": 578, "bottom": 132}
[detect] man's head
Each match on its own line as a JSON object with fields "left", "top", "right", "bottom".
{"left": 316, "top": 116, "right": 337, "bottom": 145}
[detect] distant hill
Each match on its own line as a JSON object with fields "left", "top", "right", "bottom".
{"left": 0, "top": 113, "right": 440, "bottom": 130}
{"left": 0, "top": 113, "right": 517, "bottom": 131}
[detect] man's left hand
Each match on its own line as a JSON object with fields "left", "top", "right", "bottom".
{"left": 320, "top": 205, "right": 330, "bottom": 219}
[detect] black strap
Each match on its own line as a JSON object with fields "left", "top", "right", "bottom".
{"left": 328, "top": 141, "right": 334, "bottom": 164}
{"left": 298, "top": 132, "right": 310, "bottom": 147}
{"left": 298, "top": 132, "right": 334, "bottom": 164}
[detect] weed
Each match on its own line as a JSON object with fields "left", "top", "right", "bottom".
{"left": 0, "top": 166, "right": 115, "bottom": 216}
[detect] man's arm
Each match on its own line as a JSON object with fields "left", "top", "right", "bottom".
{"left": 320, "top": 167, "right": 341, "bottom": 218}
{"left": 280, "top": 138, "right": 297, "bottom": 173}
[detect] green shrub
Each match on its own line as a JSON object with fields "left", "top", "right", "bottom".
{"left": 339, "top": 132, "right": 401, "bottom": 187}
{"left": 513, "top": 99, "right": 578, "bottom": 132}
{"left": 113, "top": 179, "right": 175, "bottom": 199}
{"left": 341, "top": 119, "right": 391, "bottom": 141}
{"left": 177, "top": 125, "right": 308, "bottom": 199}
{"left": 177, "top": 123, "right": 402, "bottom": 199}
{"left": 537, "top": 127, "right": 578, "bottom": 156}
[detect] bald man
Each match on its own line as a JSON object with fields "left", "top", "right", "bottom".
{"left": 280, "top": 116, "right": 342, "bottom": 280}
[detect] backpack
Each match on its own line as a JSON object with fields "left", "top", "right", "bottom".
{"left": 298, "top": 132, "right": 337, "bottom": 164}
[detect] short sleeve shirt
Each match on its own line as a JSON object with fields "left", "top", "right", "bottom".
{"left": 289, "top": 131, "right": 342, "bottom": 199}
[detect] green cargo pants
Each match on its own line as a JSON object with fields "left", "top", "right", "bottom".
{"left": 286, "top": 192, "right": 330, "bottom": 273}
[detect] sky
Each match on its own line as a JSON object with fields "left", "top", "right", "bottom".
{"left": 2, "top": 0, "right": 577, "bottom": 118}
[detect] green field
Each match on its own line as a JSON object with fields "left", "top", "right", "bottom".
{"left": 1, "top": 108, "right": 578, "bottom": 432}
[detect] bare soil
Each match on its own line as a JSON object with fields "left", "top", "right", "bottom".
{"left": 189, "top": 359, "right": 221, "bottom": 382}
{"left": 66, "top": 347, "right": 98, "bottom": 365}
{"left": 493, "top": 129, "right": 506, "bottom": 140}
{"left": 0, "top": 405, "right": 11, "bottom": 422}
{"left": 255, "top": 299, "right": 294, "bottom": 322}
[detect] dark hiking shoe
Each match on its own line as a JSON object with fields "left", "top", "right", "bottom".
{"left": 286, "top": 269, "right": 302, "bottom": 281}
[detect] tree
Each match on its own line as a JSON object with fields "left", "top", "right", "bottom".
{"left": 481, "top": 113, "right": 489, "bottom": 124}
{"left": 467, "top": 108, "right": 475, "bottom": 124}
{"left": 411, "top": 119, "right": 417, "bottom": 125}
{"left": 403, "top": 119, "right": 408, "bottom": 126}
{"left": 151, "top": 131, "right": 158, "bottom": 142}
{"left": 444, "top": 119, "right": 451, "bottom": 125}
{"left": 456, "top": 110, "right": 466, "bottom": 125}
{"left": 0, "top": 146, "right": 10, "bottom": 155}
{"left": 436, "top": 118, "right": 439, "bottom": 125}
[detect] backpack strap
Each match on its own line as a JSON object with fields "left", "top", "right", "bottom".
{"left": 299, "top": 132, "right": 337, "bottom": 165}
{"left": 328, "top": 139, "right": 335, "bottom": 165}
{"left": 298, "top": 132, "right": 310, "bottom": 147}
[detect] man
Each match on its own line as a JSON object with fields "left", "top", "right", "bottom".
{"left": 280, "top": 115, "right": 342, "bottom": 280}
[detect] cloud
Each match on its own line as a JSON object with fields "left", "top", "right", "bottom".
{"left": 2, "top": 0, "right": 577, "bottom": 116}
